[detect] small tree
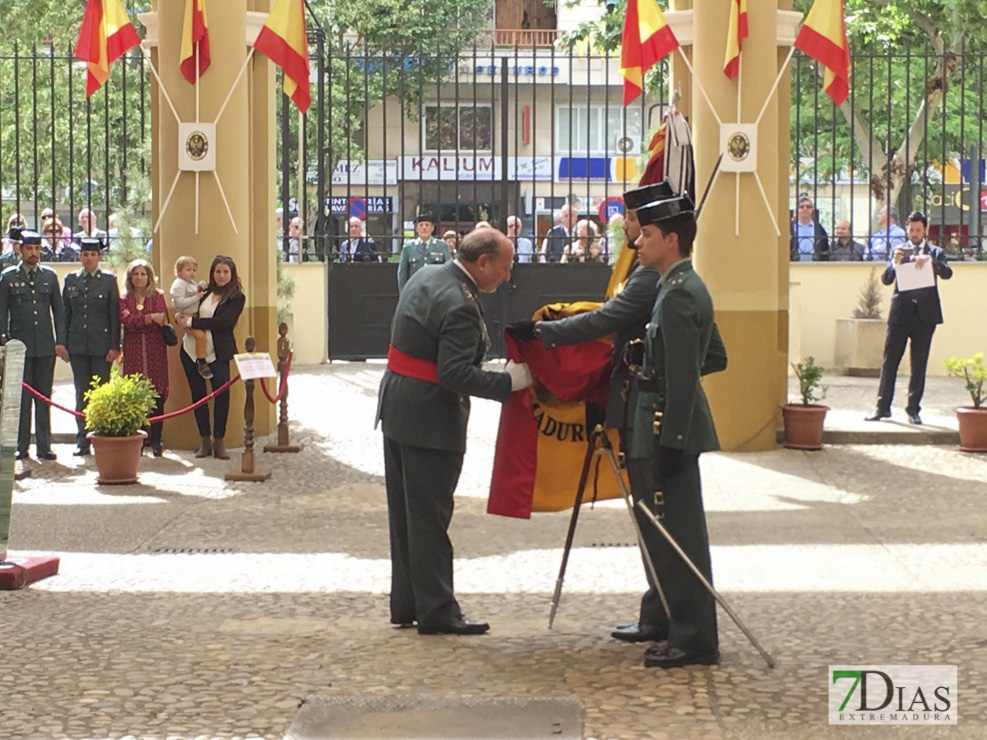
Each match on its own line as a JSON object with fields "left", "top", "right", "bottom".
{"left": 791, "top": 356, "right": 827, "bottom": 405}
{"left": 852, "top": 267, "right": 884, "bottom": 320}
{"left": 944, "top": 353, "right": 986, "bottom": 409}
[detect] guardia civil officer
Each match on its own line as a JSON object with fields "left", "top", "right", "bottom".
{"left": 0, "top": 230, "right": 68, "bottom": 460}
{"left": 377, "top": 228, "right": 534, "bottom": 635}
{"left": 631, "top": 194, "right": 721, "bottom": 669}
{"left": 396, "top": 213, "right": 451, "bottom": 291}
{"left": 507, "top": 182, "right": 727, "bottom": 645}
{"left": 62, "top": 237, "right": 121, "bottom": 456}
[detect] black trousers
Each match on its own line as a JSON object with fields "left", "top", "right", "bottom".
{"left": 70, "top": 354, "right": 112, "bottom": 448}
{"left": 876, "top": 321, "right": 937, "bottom": 415}
{"left": 19, "top": 355, "right": 55, "bottom": 455}
{"left": 629, "top": 452, "right": 718, "bottom": 653}
{"left": 383, "top": 435, "right": 465, "bottom": 629}
{"left": 180, "top": 351, "right": 231, "bottom": 439}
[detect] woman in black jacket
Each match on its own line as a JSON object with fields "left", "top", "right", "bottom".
{"left": 175, "top": 255, "right": 245, "bottom": 459}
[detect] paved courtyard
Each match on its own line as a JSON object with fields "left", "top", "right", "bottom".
{"left": 3, "top": 364, "right": 986, "bottom": 739}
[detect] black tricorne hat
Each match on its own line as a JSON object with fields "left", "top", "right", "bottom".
{"left": 19, "top": 229, "right": 42, "bottom": 246}
{"left": 78, "top": 236, "right": 105, "bottom": 253}
{"left": 637, "top": 194, "right": 696, "bottom": 226}
{"left": 624, "top": 181, "right": 674, "bottom": 210}
{"left": 415, "top": 212, "right": 436, "bottom": 225}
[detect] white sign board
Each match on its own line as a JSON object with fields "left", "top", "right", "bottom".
{"left": 234, "top": 353, "right": 278, "bottom": 380}
{"left": 331, "top": 159, "right": 398, "bottom": 186}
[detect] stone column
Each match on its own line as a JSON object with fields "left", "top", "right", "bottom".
{"left": 675, "top": 0, "right": 791, "bottom": 451}
{"left": 148, "top": 0, "right": 277, "bottom": 448}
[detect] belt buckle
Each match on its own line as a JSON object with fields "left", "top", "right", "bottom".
{"left": 653, "top": 490, "right": 665, "bottom": 519}
{"left": 652, "top": 410, "right": 663, "bottom": 436}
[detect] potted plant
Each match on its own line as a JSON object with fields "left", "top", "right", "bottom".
{"left": 782, "top": 356, "right": 829, "bottom": 450}
{"left": 944, "top": 353, "right": 987, "bottom": 452}
{"left": 83, "top": 367, "right": 159, "bottom": 484}
{"left": 834, "top": 267, "right": 886, "bottom": 376}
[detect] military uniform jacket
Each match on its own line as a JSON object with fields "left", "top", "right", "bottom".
{"left": 537, "top": 262, "right": 727, "bottom": 433}
{"left": 63, "top": 268, "right": 121, "bottom": 356}
{"left": 397, "top": 237, "right": 451, "bottom": 290}
{"left": 377, "top": 262, "right": 512, "bottom": 453}
{"left": 881, "top": 243, "right": 952, "bottom": 327}
{"left": 0, "top": 263, "right": 67, "bottom": 357}
{"left": 630, "top": 260, "right": 721, "bottom": 458}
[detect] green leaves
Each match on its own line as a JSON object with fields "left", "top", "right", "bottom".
{"left": 83, "top": 366, "right": 159, "bottom": 437}
{"left": 944, "top": 352, "right": 986, "bottom": 408}
{"left": 791, "top": 356, "right": 827, "bottom": 406}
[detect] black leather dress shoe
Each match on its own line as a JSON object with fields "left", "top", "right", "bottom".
{"left": 864, "top": 410, "right": 891, "bottom": 421}
{"left": 610, "top": 621, "right": 667, "bottom": 643}
{"left": 907, "top": 412, "right": 922, "bottom": 425}
{"left": 73, "top": 447, "right": 91, "bottom": 457}
{"left": 37, "top": 450, "right": 57, "bottom": 461}
{"left": 418, "top": 616, "right": 490, "bottom": 635}
{"left": 643, "top": 645, "right": 719, "bottom": 669}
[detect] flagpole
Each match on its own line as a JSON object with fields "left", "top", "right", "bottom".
{"left": 195, "top": 172, "right": 200, "bottom": 234}
{"left": 213, "top": 48, "right": 256, "bottom": 126}
{"left": 143, "top": 52, "right": 181, "bottom": 125}
{"left": 675, "top": 47, "right": 722, "bottom": 127}
{"left": 753, "top": 172, "right": 781, "bottom": 236}
{"left": 754, "top": 45, "right": 797, "bottom": 128}
{"left": 735, "top": 57, "right": 741, "bottom": 236}
{"left": 153, "top": 171, "right": 183, "bottom": 233}
{"left": 195, "top": 43, "right": 200, "bottom": 123}
{"left": 211, "top": 170, "right": 239, "bottom": 234}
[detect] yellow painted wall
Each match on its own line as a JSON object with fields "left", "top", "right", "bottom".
{"left": 282, "top": 263, "right": 327, "bottom": 365}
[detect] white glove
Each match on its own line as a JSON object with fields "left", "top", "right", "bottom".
{"left": 505, "top": 360, "right": 534, "bottom": 391}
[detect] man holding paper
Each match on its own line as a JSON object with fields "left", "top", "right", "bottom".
{"left": 866, "top": 211, "right": 952, "bottom": 425}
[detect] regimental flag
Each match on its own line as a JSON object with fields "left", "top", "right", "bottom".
{"left": 74, "top": 0, "right": 140, "bottom": 97}
{"left": 254, "top": 0, "right": 312, "bottom": 113}
{"left": 639, "top": 124, "right": 667, "bottom": 186}
{"left": 723, "top": 0, "right": 748, "bottom": 79}
{"left": 794, "top": 0, "right": 851, "bottom": 105}
{"left": 180, "top": 0, "right": 211, "bottom": 84}
{"left": 619, "top": 0, "right": 680, "bottom": 105}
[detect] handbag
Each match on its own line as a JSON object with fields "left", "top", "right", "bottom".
{"left": 161, "top": 302, "right": 179, "bottom": 346}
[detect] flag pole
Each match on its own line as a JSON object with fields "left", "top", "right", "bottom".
{"left": 735, "top": 56, "right": 741, "bottom": 236}
{"left": 754, "top": 45, "right": 797, "bottom": 128}
{"left": 753, "top": 171, "right": 781, "bottom": 236}
{"left": 211, "top": 170, "right": 239, "bottom": 234}
{"left": 213, "top": 48, "right": 256, "bottom": 126}
{"left": 143, "top": 51, "right": 181, "bottom": 125}
{"left": 675, "top": 47, "right": 722, "bottom": 127}
{"left": 152, "top": 171, "right": 183, "bottom": 233}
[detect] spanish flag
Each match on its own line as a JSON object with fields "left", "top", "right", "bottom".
{"left": 180, "top": 0, "right": 211, "bottom": 84}
{"left": 794, "top": 0, "right": 850, "bottom": 105}
{"left": 619, "top": 0, "right": 680, "bottom": 105}
{"left": 74, "top": 0, "right": 140, "bottom": 97}
{"left": 723, "top": 0, "right": 748, "bottom": 79}
{"left": 254, "top": 0, "right": 312, "bottom": 113}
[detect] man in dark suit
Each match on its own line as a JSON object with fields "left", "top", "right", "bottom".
{"left": 866, "top": 210, "right": 952, "bottom": 425}
{"left": 0, "top": 230, "right": 68, "bottom": 460}
{"left": 630, "top": 194, "right": 722, "bottom": 669}
{"left": 338, "top": 216, "right": 382, "bottom": 263}
{"left": 539, "top": 203, "right": 578, "bottom": 263}
{"left": 62, "top": 237, "right": 121, "bottom": 456}
{"left": 789, "top": 194, "right": 829, "bottom": 261}
{"left": 507, "top": 181, "right": 728, "bottom": 645}
{"left": 376, "top": 228, "right": 533, "bottom": 635}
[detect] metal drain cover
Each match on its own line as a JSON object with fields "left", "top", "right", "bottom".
{"left": 150, "top": 547, "right": 236, "bottom": 554}
{"left": 285, "top": 694, "right": 584, "bottom": 740}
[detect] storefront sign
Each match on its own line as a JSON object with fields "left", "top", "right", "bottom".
{"left": 327, "top": 196, "right": 394, "bottom": 214}
{"left": 331, "top": 159, "right": 398, "bottom": 186}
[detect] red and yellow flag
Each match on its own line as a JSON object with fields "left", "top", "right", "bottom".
{"left": 723, "top": 0, "right": 748, "bottom": 79}
{"left": 619, "top": 0, "right": 680, "bottom": 105}
{"left": 794, "top": 0, "right": 850, "bottom": 105}
{"left": 180, "top": 0, "right": 211, "bottom": 84}
{"left": 74, "top": 0, "right": 140, "bottom": 97}
{"left": 254, "top": 0, "right": 312, "bottom": 113}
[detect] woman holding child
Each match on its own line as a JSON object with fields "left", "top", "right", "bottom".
{"left": 175, "top": 255, "right": 245, "bottom": 460}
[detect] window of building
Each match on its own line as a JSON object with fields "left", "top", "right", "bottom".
{"left": 423, "top": 104, "right": 493, "bottom": 152}
{"left": 556, "top": 105, "right": 643, "bottom": 156}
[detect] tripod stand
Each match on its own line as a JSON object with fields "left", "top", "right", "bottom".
{"left": 548, "top": 424, "right": 775, "bottom": 669}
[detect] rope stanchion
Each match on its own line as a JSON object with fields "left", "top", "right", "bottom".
{"left": 226, "top": 336, "right": 270, "bottom": 482}
{"left": 20, "top": 383, "right": 85, "bottom": 419}
{"left": 263, "top": 323, "right": 301, "bottom": 454}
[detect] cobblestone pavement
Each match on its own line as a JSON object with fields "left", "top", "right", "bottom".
{"left": 3, "top": 365, "right": 986, "bottom": 739}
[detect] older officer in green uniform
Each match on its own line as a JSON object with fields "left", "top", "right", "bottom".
{"left": 506, "top": 181, "right": 727, "bottom": 645}
{"left": 631, "top": 194, "right": 722, "bottom": 669}
{"left": 63, "top": 237, "right": 121, "bottom": 456}
{"left": 0, "top": 230, "right": 68, "bottom": 460}
{"left": 377, "top": 228, "right": 533, "bottom": 635}
{"left": 396, "top": 213, "right": 451, "bottom": 291}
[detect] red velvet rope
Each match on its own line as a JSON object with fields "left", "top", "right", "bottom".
{"left": 21, "top": 374, "right": 241, "bottom": 423}
{"left": 259, "top": 351, "right": 293, "bottom": 404}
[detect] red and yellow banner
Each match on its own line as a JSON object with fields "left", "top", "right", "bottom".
{"left": 254, "top": 0, "right": 312, "bottom": 113}
{"left": 180, "top": 0, "right": 211, "bottom": 84}
{"left": 794, "top": 0, "right": 851, "bottom": 105}
{"left": 723, "top": 0, "right": 748, "bottom": 79}
{"left": 619, "top": 0, "right": 680, "bottom": 105}
{"left": 74, "top": 0, "right": 140, "bottom": 97}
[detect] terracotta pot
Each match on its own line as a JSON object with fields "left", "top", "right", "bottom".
{"left": 781, "top": 404, "right": 829, "bottom": 450}
{"left": 87, "top": 431, "right": 147, "bottom": 484}
{"left": 955, "top": 407, "right": 987, "bottom": 453}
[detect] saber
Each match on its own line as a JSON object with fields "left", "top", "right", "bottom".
{"left": 635, "top": 499, "right": 775, "bottom": 669}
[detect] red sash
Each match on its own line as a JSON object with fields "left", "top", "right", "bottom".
{"left": 387, "top": 345, "right": 439, "bottom": 384}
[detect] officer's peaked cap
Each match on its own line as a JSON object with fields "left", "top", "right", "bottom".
{"left": 79, "top": 236, "right": 105, "bottom": 253}
{"left": 19, "top": 229, "right": 42, "bottom": 246}
{"left": 637, "top": 194, "right": 696, "bottom": 226}
{"left": 624, "top": 181, "right": 674, "bottom": 210}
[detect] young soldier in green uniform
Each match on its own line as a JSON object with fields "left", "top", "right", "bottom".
{"left": 0, "top": 230, "right": 68, "bottom": 460}
{"left": 631, "top": 194, "right": 723, "bottom": 669}
{"left": 62, "top": 237, "right": 121, "bottom": 456}
{"left": 377, "top": 228, "right": 533, "bottom": 635}
{"left": 396, "top": 213, "right": 451, "bottom": 291}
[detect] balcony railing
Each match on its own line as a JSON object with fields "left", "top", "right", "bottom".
{"left": 477, "top": 28, "right": 561, "bottom": 48}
